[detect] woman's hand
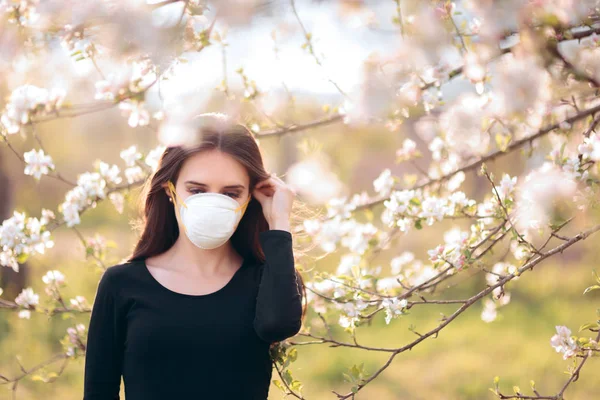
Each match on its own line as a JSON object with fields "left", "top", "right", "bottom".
{"left": 252, "top": 173, "right": 296, "bottom": 232}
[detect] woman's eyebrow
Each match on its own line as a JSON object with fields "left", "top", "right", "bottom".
{"left": 184, "top": 180, "right": 245, "bottom": 190}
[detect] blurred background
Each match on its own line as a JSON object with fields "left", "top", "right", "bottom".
{"left": 1, "top": 0, "right": 600, "bottom": 399}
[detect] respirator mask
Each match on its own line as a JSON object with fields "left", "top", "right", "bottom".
{"left": 167, "top": 180, "right": 251, "bottom": 249}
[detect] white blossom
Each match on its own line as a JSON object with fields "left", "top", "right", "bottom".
{"left": 373, "top": 169, "right": 395, "bottom": 196}
{"left": 376, "top": 277, "right": 402, "bottom": 293}
{"left": 42, "top": 270, "right": 65, "bottom": 286}
{"left": 578, "top": 133, "right": 600, "bottom": 162}
{"left": 0, "top": 211, "right": 54, "bottom": 272}
{"left": 340, "top": 222, "right": 379, "bottom": 254}
{"left": 396, "top": 139, "right": 419, "bottom": 161}
{"left": 145, "top": 146, "right": 166, "bottom": 171}
{"left": 59, "top": 172, "right": 107, "bottom": 228}
{"left": 125, "top": 166, "right": 145, "bottom": 184}
{"left": 514, "top": 164, "right": 577, "bottom": 234}
{"left": 420, "top": 196, "right": 447, "bottom": 225}
{"left": 381, "top": 297, "right": 408, "bottom": 324}
{"left": 481, "top": 298, "right": 497, "bottom": 322}
{"left": 15, "top": 287, "right": 39, "bottom": 308}
{"left": 69, "top": 296, "right": 88, "bottom": 310}
{"left": 98, "top": 162, "right": 122, "bottom": 185}
{"left": 550, "top": 326, "right": 578, "bottom": 360}
{"left": 497, "top": 174, "right": 517, "bottom": 201}
{"left": 120, "top": 145, "right": 143, "bottom": 167}
{"left": 40, "top": 209, "right": 56, "bottom": 226}
{"left": 492, "top": 286, "right": 511, "bottom": 305}
{"left": 486, "top": 262, "right": 518, "bottom": 286}
{"left": 1, "top": 85, "right": 65, "bottom": 134}
{"left": 336, "top": 254, "right": 361, "bottom": 276}
{"left": 492, "top": 53, "right": 551, "bottom": 117}
{"left": 78, "top": 172, "right": 107, "bottom": 200}
{"left": 390, "top": 252, "right": 415, "bottom": 275}
{"left": 23, "top": 149, "right": 54, "bottom": 180}
{"left": 65, "top": 323, "right": 86, "bottom": 357}
{"left": 109, "top": 192, "right": 125, "bottom": 214}
{"left": 338, "top": 297, "right": 368, "bottom": 329}
{"left": 438, "top": 93, "right": 490, "bottom": 156}
{"left": 94, "top": 60, "right": 156, "bottom": 102}
{"left": 119, "top": 100, "right": 150, "bottom": 128}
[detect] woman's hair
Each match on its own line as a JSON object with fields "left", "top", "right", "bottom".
{"left": 126, "top": 113, "right": 308, "bottom": 333}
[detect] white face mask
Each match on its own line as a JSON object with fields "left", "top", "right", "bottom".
{"left": 167, "top": 180, "right": 251, "bottom": 250}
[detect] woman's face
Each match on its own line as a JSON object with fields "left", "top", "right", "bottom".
{"left": 169, "top": 149, "right": 251, "bottom": 206}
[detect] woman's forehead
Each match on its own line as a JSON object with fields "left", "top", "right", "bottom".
{"left": 179, "top": 150, "right": 249, "bottom": 186}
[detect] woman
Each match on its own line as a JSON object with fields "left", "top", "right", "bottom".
{"left": 83, "top": 114, "right": 307, "bottom": 400}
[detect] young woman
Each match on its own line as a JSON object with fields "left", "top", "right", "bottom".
{"left": 83, "top": 114, "right": 306, "bottom": 400}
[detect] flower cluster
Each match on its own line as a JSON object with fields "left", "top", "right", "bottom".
{"left": 0, "top": 210, "right": 55, "bottom": 272}
{"left": 1, "top": 85, "right": 66, "bottom": 135}
{"left": 63, "top": 324, "right": 87, "bottom": 358}
{"left": 58, "top": 145, "right": 159, "bottom": 227}
{"left": 2, "top": 144, "right": 164, "bottom": 271}
{"left": 95, "top": 59, "right": 157, "bottom": 127}
{"left": 481, "top": 262, "right": 518, "bottom": 322}
{"left": 14, "top": 287, "right": 39, "bottom": 319}
{"left": 24, "top": 149, "right": 55, "bottom": 180}
{"left": 59, "top": 172, "right": 108, "bottom": 227}
{"left": 578, "top": 133, "right": 600, "bottom": 162}
{"left": 382, "top": 189, "right": 476, "bottom": 232}
{"left": 303, "top": 214, "right": 384, "bottom": 255}
{"left": 550, "top": 326, "right": 579, "bottom": 360}
{"left": 42, "top": 270, "right": 66, "bottom": 297}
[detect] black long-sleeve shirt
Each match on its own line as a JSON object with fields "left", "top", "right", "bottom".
{"left": 83, "top": 229, "right": 302, "bottom": 400}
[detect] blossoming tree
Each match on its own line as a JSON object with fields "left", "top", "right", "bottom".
{"left": 1, "top": 0, "right": 600, "bottom": 399}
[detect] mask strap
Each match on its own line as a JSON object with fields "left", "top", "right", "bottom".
{"left": 167, "top": 181, "right": 189, "bottom": 236}
{"left": 235, "top": 194, "right": 252, "bottom": 214}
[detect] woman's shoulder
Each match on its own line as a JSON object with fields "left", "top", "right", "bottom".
{"left": 100, "top": 259, "right": 145, "bottom": 290}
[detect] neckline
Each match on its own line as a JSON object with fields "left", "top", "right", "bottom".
{"left": 140, "top": 257, "right": 247, "bottom": 298}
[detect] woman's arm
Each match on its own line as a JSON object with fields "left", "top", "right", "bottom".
{"left": 83, "top": 267, "right": 125, "bottom": 400}
{"left": 253, "top": 229, "right": 303, "bottom": 343}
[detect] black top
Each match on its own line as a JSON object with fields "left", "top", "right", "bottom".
{"left": 83, "top": 229, "right": 303, "bottom": 400}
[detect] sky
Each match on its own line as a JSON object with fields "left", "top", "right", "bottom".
{"left": 157, "top": 0, "right": 402, "bottom": 104}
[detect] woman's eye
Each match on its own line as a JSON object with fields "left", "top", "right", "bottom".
{"left": 189, "top": 189, "right": 239, "bottom": 198}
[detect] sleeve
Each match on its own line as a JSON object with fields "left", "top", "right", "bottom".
{"left": 83, "top": 268, "right": 125, "bottom": 400}
{"left": 253, "top": 229, "right": 303, "bottom": 343}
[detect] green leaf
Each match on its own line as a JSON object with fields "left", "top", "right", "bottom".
{"left": 342, "top": 372, "right": 353, "bottom": 383}
{"left": 288, "top": 347, "right": 297, "bottom": 362}
{"left": 283, "top": 369, "right": 293, "bottom": 385}
{"left": 583, "top": 285, "right": 600, "bottom": 295}
{"left": 273, "top": 379, "right": 285, "bottom": 392}
{"left": 409, "top": 198, "right": 421, "bottom": 206}
{"left": 61, "top": 312, "right": 74, "bottom": 320}
{"left": 17, "top": 252, "right": 29, "bottom": 264}
{"left": 290, "top": 380, "right": 303, "bottom": 392}
{"left": 513, "top": 385, "right": 520, "bottom": 394}
{"left": 578, "top": 322, "right": 599, "bottom": 332}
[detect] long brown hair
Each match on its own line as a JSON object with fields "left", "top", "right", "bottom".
{"left": 126, "top": 114, "right": 307, "bottom": 329}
